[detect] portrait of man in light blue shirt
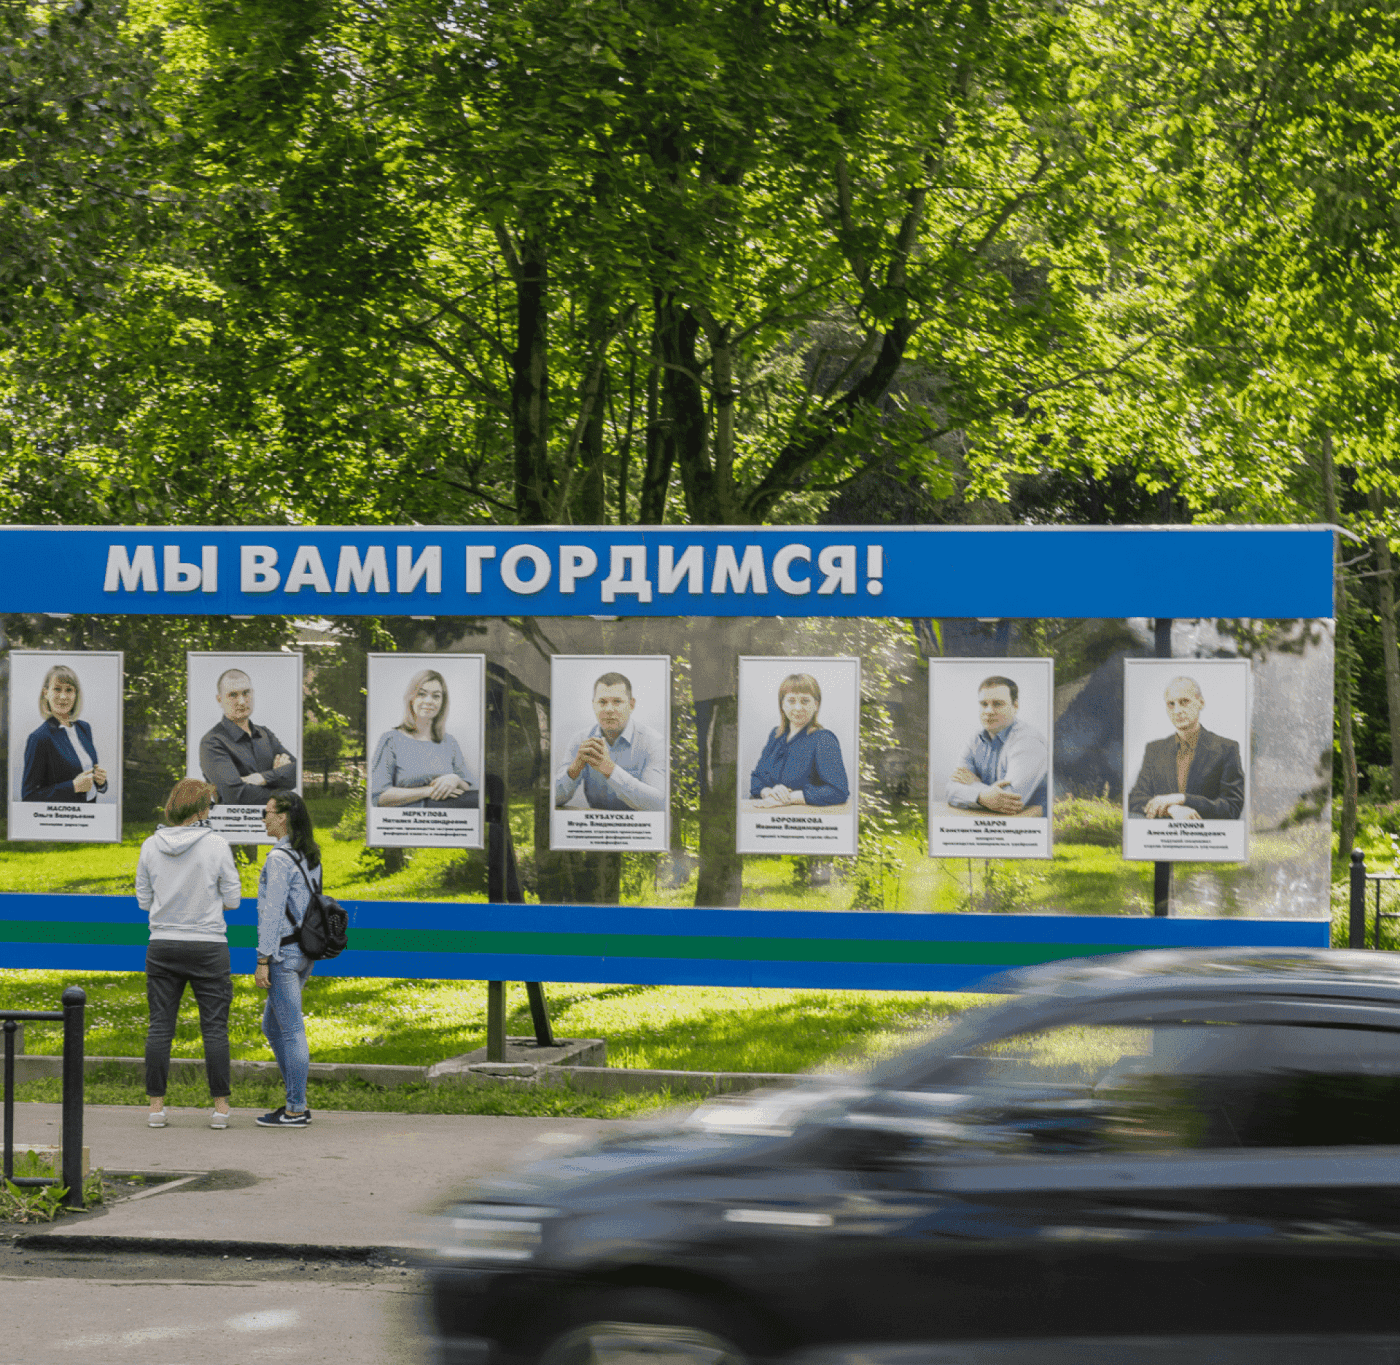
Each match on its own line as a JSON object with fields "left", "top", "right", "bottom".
{"left": 945, "top": 674, "right": 1049, "bottom": 816}
{"left": 554, "top": 671, "right": 668, "bottom": 812}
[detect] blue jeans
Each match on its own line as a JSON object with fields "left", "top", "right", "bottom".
{"left": 262, "top": 947, "right": 313, "bottom": 1111}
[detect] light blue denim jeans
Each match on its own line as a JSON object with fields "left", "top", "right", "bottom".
{"left": 262, "top": 946, "right": 314, "bottom": 1111}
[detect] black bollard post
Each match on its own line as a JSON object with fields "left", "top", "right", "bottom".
{"left": 1152, "top": 618, "right": 1175, "bottom": 916}
{"left": 61, "top": 986, "right": 85, "bottom": 1208}
{"left": 3, "top": 1019, "right": 15, "bottom": 1184}
{"left": 1350, "top": 848, "right": 1368, "bottom": 949}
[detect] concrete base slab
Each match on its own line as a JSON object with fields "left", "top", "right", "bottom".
{"left": 427, "top": 1036, "right": 605, "bottom": 1086}
{"left": 546, "top": 1066, "right": 798, "bottom": 1096}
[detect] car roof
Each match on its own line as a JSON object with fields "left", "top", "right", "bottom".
{"left": 982, "top": 948, "right": 1400, "bottom": 1006}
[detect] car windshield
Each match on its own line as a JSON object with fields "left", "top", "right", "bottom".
{"left": 906, "top": 1017, "right": 1400, "bottom": 1151}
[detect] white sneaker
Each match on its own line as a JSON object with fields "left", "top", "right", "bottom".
{"left": 148, "top": 1109, "right": 167, "bottom": 1128}
{"left": 210, "top": 1109, "right": 230, "bottom": 1129}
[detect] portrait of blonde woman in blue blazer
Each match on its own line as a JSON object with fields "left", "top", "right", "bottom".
{"left": 749, "top": 672, "right": 850, "bottom": 807}
{"left": 22, "top": 664, "right": 109, "bottom": 803}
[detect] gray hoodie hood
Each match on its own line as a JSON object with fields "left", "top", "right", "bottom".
{"left": 136, "top": 821, "right": 241, "bottom": 943}
{"left": 150, "top": 823, "right": 216, "bottom": 856}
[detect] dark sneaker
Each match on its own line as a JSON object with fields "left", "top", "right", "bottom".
{"left": 255, "top": 1107, "right": 310, "bottom": 1127}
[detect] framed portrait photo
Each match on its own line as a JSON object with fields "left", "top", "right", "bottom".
{"left": 1123, "top": 658, "right": 1250, "bottom": 863}
{"left": 736, "top": 656, "right": 860, "bottom": 856}
{"left": 928, "top": 657, "right": 1054, "bottom": 859}
{"left": 550, "top": 655, "right": 670, "bottom": 852}
{"left": 366, "top": 653, "right": 485, "bottom": 849}
{"left": 186, "top": 651, "right": 304, "bottom": 844}
{"left": 8, "top": 650, "right": 124, "bottom": 843}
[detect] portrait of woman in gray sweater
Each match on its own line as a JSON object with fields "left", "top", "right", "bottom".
{"left": 370, "top": 668, "right": 477, "bottom": 809}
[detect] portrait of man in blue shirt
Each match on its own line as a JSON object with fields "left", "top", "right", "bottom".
{"left": 945, "top": 674, "right": 1049, "bottom": 816}
{"left": 554, "top": 671, "right": 667, "bottom": 812}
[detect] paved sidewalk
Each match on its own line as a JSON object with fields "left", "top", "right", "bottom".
{"left": 8, "top": 1102, "right": 624, "bottom": 1254}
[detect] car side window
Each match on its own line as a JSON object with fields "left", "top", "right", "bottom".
{"left": 916, "top": 1019, "right": 1400, "bottom": 1154}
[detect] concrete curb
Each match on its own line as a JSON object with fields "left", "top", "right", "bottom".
{"left": 543, "top": 1066, "right": 798, "bottom": 1096}
{"left": 16, "top": 1053, "right": 801, "bottom": 1096}
{"left": 13, "top": 1054, "right": 431, "bottom": 1089}
{"left": 12, "top": 1232, "right": 411, "bottom": 1262}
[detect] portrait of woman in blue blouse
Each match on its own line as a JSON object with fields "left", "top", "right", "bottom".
{"left": 22, "top": 663, "right": 109, "bottom": 803}
{"left": 749, "top": 672, "right": 850, "bottom": 807}
{"left": 371, "top": 668, "right": 476, "bottom": 809}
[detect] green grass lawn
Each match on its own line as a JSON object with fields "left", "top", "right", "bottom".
{"left": 4, "top": 969, "right": 990, "bottom": 1073}
{"left": 4, "top": 970, "right": 991, "bottom": 1116}
{"left": 0, "top": 794, "right": 1324, "bottom": 917}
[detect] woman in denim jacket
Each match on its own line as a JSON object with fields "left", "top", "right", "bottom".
{"left": 253, "top": 791, "right": 322, "bottom": 1127}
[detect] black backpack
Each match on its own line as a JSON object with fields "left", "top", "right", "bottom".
{"left": 277, "top": 851, "right": 349, "bottom": 961}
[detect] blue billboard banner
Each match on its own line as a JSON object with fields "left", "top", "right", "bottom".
{"left": 0, "top": 524, "right": 1335, "bottom": 619}
{"left": 0, "top": 522, "right": 1340, "bottom": 984}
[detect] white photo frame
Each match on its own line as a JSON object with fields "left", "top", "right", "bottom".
{"left": 186, "top": 651, "right": 304, "bottom": 844}
{"left": 928, "top": 657, "right": 1054, "bottom": 859}
{"left": 550, "top": 655, "right": 671, "bottom": 852}
{"left": 8, "top": 650, "right": 124, "bottom": 843}
{"left": 366, "top": 653, "right": 485, "bottom": 849}
{"left": 1123, "top": 657, "right": 1250, "bottom": 863}
{"left": 736, "top": 656, "right": 860, "bottom": 856}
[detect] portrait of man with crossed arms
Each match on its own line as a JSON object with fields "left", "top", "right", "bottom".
{"left": 1128, "top": 674, "right": 1244, "bottom": 821}
{"left": 945, "top": 674, "right": 1049, "bottom": 817}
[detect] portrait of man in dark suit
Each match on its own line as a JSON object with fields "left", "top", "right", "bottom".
{"left": 1128, "top": 675, "right": 1245, "bottom": 821}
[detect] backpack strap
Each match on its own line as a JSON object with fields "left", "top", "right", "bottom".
{"left": 274, "top": 848, "right": 322, "bottom": 946}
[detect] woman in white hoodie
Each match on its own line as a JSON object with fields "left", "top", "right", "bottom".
{"left": 135, "top": 778, "right": 242, "bottom": 1129}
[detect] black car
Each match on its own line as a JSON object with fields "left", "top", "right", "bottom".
{"left": 424, "top": 949, "right": 1400, "bottom": 1365}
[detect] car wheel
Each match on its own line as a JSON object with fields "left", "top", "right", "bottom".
{"left": 538, "top": 1289, "right": 753, "bottom": 1365}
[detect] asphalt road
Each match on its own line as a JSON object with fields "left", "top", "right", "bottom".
{"left": 0, "top": 1243, "right": 432, "bottom": 1365}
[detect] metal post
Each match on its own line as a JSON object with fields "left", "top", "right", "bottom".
{"left": 3, "top": 1019, "right": 15, "bottom": 1184}
{"left": 525, "top": 982, "right": 555, "bottom": 1047}
{"left": 1153, "top": 862, "right": 1173, "bottom": 917}
{"left": 485, "top": 770, "right": 553, "bottom": 1048}
{"left": 60, "top": 986, "right": 85, "bottom": 1208}
{"left": 486, "top": 981, "right": 506, "bottom": 1062}
{"left": 1152, "top": 617, "right": 1175, "bottom": 917}
{"left": 1350, "top": 848, "right": 1368, "bottom": 949}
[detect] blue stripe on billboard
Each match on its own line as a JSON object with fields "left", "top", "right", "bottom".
{"left": 0, "top": 525, "right": 1334, "bottom": 618}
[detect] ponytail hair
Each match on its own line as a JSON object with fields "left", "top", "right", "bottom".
{"left": 268, "top": 790, "right": 321, "bottom": 868}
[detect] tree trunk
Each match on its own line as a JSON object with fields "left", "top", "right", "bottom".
{"left": 693, "top": 304, "right": 738, "bottom": 522}
{"left": 653, "top": 293, "right": 715, "bottom": 523}
{"left": 1367, "top": 486, "right": 1400, "bottom": 800}
{"left": 573, "top": 359, "right": 608, "bottom": 525}
{"left": 1322, "top": 431, "right": 1358, "bottom": 859}
{"left": 638, "top": 295, "right": 671, "bottom": 524}
{"left": 508, "top": 232, "right": 551, "bottom": 524}
{"left": 694, "top": 694, "right": 742, "bottom": 907}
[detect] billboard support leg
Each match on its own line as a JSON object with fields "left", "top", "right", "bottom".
{"left": 1154, "top": 862, "right": 1172, "bottom": 917}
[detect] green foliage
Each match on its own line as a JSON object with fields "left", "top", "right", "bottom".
{"left": 1, "top": 1178, "right": 67, "bottom": 1224}
{"left": 303, "top": 720, "right": 346, "bottom": 767}
{"left": 956, "top": 860, "right": 1050, "bottom": 915}
{"left": 0, "top": 1150, "right": 102, "bottom": 1223}
{"left": 1052, "top": 797, "right": 1124, "bottom": 849}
